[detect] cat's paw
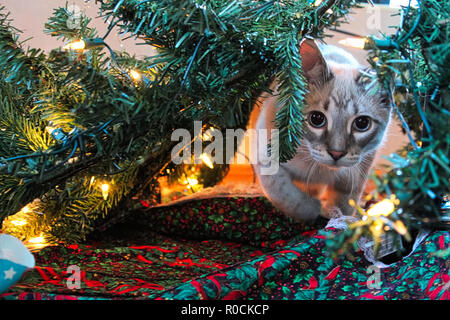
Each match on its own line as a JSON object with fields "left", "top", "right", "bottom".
{"left": 288, "top": 197, "right": 322, "bottom": 221}
{"left": 320, "top": 205, "right": 344, "bottom": 219}
{"left": 302, "top": 197, "right": 323, "bottom": 220}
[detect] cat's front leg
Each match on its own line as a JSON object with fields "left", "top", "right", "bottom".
{"left": 256, "top": 164, "right": 322, "bottom": 221}
{"left": 325, "top": 174, "right": 366, "bottom": 218}
{"left": 330, "top": 190, "right": 358, "bottom": 218}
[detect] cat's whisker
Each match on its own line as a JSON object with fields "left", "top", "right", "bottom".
{"left": 347, "top": 167, "right": 355, "bottom": 196}
{"left": 306, "top": 161, "right": 318, "bottom": 191}
{"left": 356, "top": 164, "right": 367, "bottom": 182}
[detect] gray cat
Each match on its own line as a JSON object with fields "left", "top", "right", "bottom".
{"left": 249, "top": 39, "right": 391, "bottom": 220}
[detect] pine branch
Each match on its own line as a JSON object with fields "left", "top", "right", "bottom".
{"left": 0, "top": 0, "right": 362, "bottom": 242}
{"left": 0, "top": 6, "right": 48, "bottom": 91}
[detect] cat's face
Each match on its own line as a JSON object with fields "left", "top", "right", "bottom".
{"left": 299, "top": 40, "right": 391, "bottom": 169}
{"left": 303, "top": 78, "right": 391, "bottom": 169}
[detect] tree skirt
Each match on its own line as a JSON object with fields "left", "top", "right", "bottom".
{"left": 1, "top": 196, "right": 449, "bottom": 300}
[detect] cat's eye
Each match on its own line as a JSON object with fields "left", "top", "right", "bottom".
{"left": 353, "top": 116, "right": 371, "bottom": 132}
{"left": 308, "top": 111, "right": 327, "bottom": 128}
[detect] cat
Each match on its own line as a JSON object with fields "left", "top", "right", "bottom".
{"left": 248, "top": 38, "right": 392, "bottom": 221}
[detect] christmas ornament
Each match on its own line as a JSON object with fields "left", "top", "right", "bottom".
{"left": 0, "top": 233, "right": 35, "bottom": 294}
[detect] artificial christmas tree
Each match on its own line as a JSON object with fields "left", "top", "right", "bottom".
{"left": 0, "top": 0, "right": 361, "bottom": 244}
{"left": 0, "top": 0, "right": 448, "bottom": 301}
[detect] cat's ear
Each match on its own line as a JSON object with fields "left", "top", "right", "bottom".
{"left": 299, "top": 38, "right": 331, "bottom": 85}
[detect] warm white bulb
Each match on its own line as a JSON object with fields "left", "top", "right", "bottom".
{"left": 101, "top": 183, "right": 110, "bottom": 200}
{"left": 64, "top": 40, "right": 86, "bottom": 51}
{"left": 187, "top": 177, "right": 198, "bottom": 186}
{"left": 45, "top": 126, "right": 56, "bottom": 135}
{"left": 26, "top": 234, "right": 48, "bottom": 250}
{"left": 11, "top": 219, "right": 27, "bottom": 226}
{"left": 129, "top": 69, "right": 141, "bottom": 81}
{"left": 28, "top": 235, "right": 45, "bottom": 244}
{"left": 201, "top": 153, "right": 214, "bottom": 169}
{"left": 367, "top": 199, "right": 395, "bottom": 217}
{"left": 338, "top": 37, "right": 367, "bottom": 49}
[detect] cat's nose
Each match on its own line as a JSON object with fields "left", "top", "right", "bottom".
{"left": 327, "top": 150, "right": 346, "bottom": 161}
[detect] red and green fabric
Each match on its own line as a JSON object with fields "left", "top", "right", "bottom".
{"left": 1, "top": 197, "right": 448, "bottom": 300}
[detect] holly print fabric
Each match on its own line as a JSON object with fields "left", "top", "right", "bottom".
{"left": 1, "top": 197, "right": 448, "bottom": 300}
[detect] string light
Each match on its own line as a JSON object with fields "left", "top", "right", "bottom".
{"left": 63, "top": 38, "right": 144, "bottom": 88}
{"left": 367, "top": 196, "right": 399, "bottom": 217}
{"left": 338, "top": 37, "right": 368, "bottom": 49}
{"left": 10, "top": 219, "right": 27, "bottom": 226}
{"left": 129, "top": 69, "right": 142, "bottom": 82}
{"left": 89, "top": 176, "right": 95, "bottom": 189}
{"left": 394, "top": 220, "right": 408, "bottom": 236}
{"left": 370, "top": 219, "right": 384, "bottom": 239}
{"left": 64, "top": 39, "right": 86, "bottom": 51}
{"left": 45, "top": 126, "right": 67, "bottom": 141}
{"left": 28, "top": 234, "right": 45, "bottom": 244}
{"left": 26, "top": 234, "right": 48, "bottom": 251}
{"left": 101, "top": 183, "right": 110, "bottom": 200}
{"left": 202, "top": 127, "right": 215, "bottom": 141}
{"left": 45, "top": 126, "right": 56, "bottom": 135}
{"left": 348, "top": 195, "right": 409, "bottom": 242}
{"left": 63, "top": 38, "right": 107, "bottom": 53}
{"left": 186, "top": 177, "right": 198, "bottom": 188}
{"left": 201, "top": 153, "right": 214, "bottom": 169}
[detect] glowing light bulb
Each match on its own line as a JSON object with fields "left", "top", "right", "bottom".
{"left": 394, "top": 220, "right": 407, "bottom": 235}
{"left": 21, "top": 205, "right": 31, "bottom": 214}
{"left": 11, "top": 219, "right": 27, "bottom": 226}
{"left": 187, "top": 177, "right": 198, "bottom": 188}
{"left": 129, "top": 69, "right": 141, "bottom": 82}
{"left": 64, "top": 39, "right": 86, "bottom": 51}
{"left": 201, "top": 153, "right": 214, "bottom": 169}
{"left": 202, "top": 128, "right": 215, "bottom": 141}
{"left": 374, "top": 221, "right": 382, "bottom": 231}
{"left": 26, "top": 234, "right": 48, "bottom": 250}
{"left": 45, "top": 126, "right": 56, "bottom": 135}
{"left": 370, "top": 219, "right": 384, "bottom": 238}
{"left": 28, "top": 235, "right": 45, "bottom": 244}
{"left": 338, "top": 37, "right": 368, "bottom": 49}
{"left": 367, "top": 199, "right": 396, "bottom": 217}
{"left": 101, "top": 183, "right": 110, "bottom": 200}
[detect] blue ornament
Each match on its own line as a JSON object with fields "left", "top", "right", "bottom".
{"left": 0, "top": 234, "right": 35, "bottom": 294}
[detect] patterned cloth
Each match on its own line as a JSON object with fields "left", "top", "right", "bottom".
{"left": 1, "top": 197, "right": 448, "bottom": 300}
